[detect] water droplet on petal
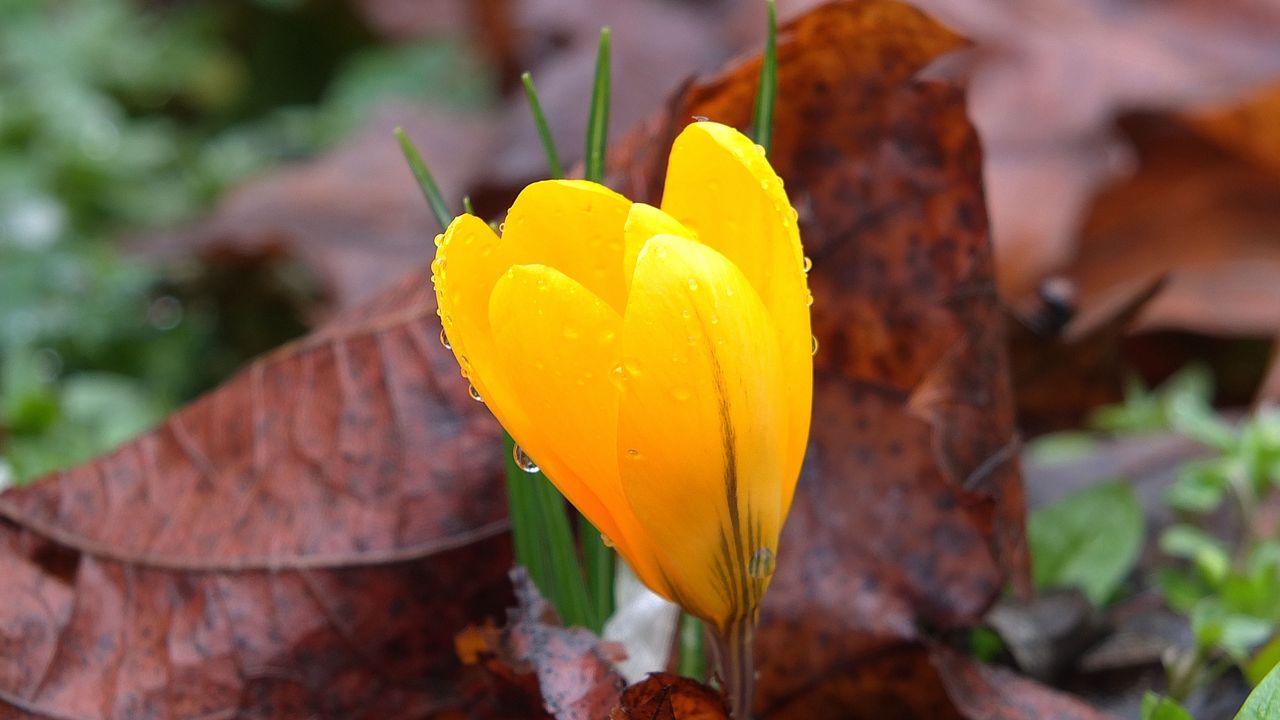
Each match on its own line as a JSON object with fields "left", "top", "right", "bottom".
{"left": 625, "top": 448, "right": 642, "bottom": 460}
{"left": 512, "top": 445, "right": 539, "bottom": 473}
{"left": 681, "top": 309, "right": 692, "bottom": 319}
{"left": 563, "top": 326, "right": 580, "bottom": 340}
{"left": 692, "top": 115, "right": 709, "bottom": 122}
{"left": 687, "top": 278, "right": 699, "bottom": 291}
{"left": 802, "top": 256, "right": 813, "bottom": 273}
{"left": 671, "top": 386, "right": 692, "bottom": 401}
{"left": 600, "top": 533, "right": 615, "bottom": 548}
{"left": 468, "top": 384, "right": 483, "bottom": 402}
{"left": 709, "top": 313, "right": 719, "bottom": 325}
{"left": 748, "top": 547, "right": 776, "bottom": 579}
{"left": 811, "top": 336, "right": 819, "bottom": 355}
{"left": 754, "top": 143, "right": 767, "bottom": 156}
{"left": 434, "top": 234, "right": 444, "bottom": 247}
{"left": 806, "top": 292, "right": 815, "bottom": 307}
{"left": 439, "top": 328, "right": 451, "bottom": 349}
{"left": 497, "top": 222, "right": 506, "bottom": 233}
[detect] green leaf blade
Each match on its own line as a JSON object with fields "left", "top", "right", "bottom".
{"left": 1237, "top": 650, "right": 1280, "bottom": 719}
{"left": 1028, "top": 480, "right": 1145, "bottom": 605}
{"left": 1142, "top": 692, "right": 1193, "bottom": 720}
{"left": 750, "top": 0, "right": 778, "bottom": 155}
{"left": 394, "top": 127, "right": 453, "bottom": 231}
{"left": 584, "top": 27, "right": 611, "bottom": 184}
{"left": 521, "top": 72, "right": 565, "bottom": 179}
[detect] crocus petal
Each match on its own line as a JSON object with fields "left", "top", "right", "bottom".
{"left": 501, "top": 179, "right": 632, "bottom": 314}
{"left": 659, "top": 122, "right": 812, "bottom": 516}
{"left": 433, "top": 213, "right": 516, "bottom": 412}
{"left": 622, "top": 203, "right": 695, "bottom": 289}
{"left": 615, "top": 233, "right": 787, "bottom": 628}
{"left": 487, "top": 263, "right": 671, "bottom": 600}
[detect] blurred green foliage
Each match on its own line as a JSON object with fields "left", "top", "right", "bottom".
{"left": 1028, "top": 480, "right": 1145, "bottom": 606}
{"left": 1060, "top": 365, "right": 1280, "bottom": 699}
{"left": 0, "top": 0, "right": 495, "bottom": 485}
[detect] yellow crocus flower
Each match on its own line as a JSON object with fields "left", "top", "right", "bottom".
{"left": 431, "top": 121, "right": 812, "bottom": 635}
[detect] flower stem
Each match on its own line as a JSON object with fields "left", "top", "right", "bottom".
{"left": 710, "top": 617, "right": 755, "bottom": 719}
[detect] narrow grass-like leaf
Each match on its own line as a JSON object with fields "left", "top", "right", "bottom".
{"left": 584, "top": 27, "right": 611, "bottom": 184}
{"left": 521, "top": 72, "right": 565, "bottom": 179}
{"left": 503, "top": 435, "right": 546, "bottom": 587}
{"left": 394, "top": 127, "right": 452, "bottom": 231}
{"left": 580, "top": 516, "right": 615, "bottom": 629}
{"left": 462, "top": 196, "right": 476, "bottom": 216}
{"left": 678, "top": 613, "right": 706, "bottom": 680}
{"left": 531, "top": 467, "right": 598, "bottom": 629}
{"left": 750, "top": 0, "right": 778, "bottom": 155}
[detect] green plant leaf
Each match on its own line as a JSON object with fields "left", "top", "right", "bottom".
{"left": 750, "top": 0, "right": 778, "bottom": 155}
{"left": 678, "top": 613, "right": 706, "bottom": 680}
{"left": 520, "top": 72, "right": 564, "bottom": 179}
{"left": 1165, "top": 460, "right": 1230, "bottom": 513}
{"left": 584, "top": 28, "right": 611, "bottom": 184}
{"left": 1162, "top": 524, "right": 1231, "bottom": 587}
{"left": 1157, "top": 566, "right": 1213, "bottom": 614}
{"left": 1192, "top": 601, "right": 1274, "bottom": 660}
{"left": 1142, "top": 692, "right": 1193, "bottom": 720}
{"left": 1248, "top": 634, "right": 1280, "bottom": 686}
{"left": 1236, "top": 647, "right": 1280, "bottom": 718}
{"left": 580, "top": 516, "right": 615, "bottom": 629}
{"left": 394, "top": 127, "right": 453, "bottom": 231}
{"left": 1028, "top": 480, "right": 1144, "bottom": 605}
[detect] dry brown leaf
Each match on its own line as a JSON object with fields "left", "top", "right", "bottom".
{"left": 906, "top": 0, "right": 1280, "bottom": 301}
{"left": 0, "top": 269, "right": 515, "bottom": 718}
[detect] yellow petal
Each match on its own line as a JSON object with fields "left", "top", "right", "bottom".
{"left": 487, "top": 263, "right": 670, "bottom": 599}
{"left": 660, "top": 121, "right": 812, "bottom": 516}
{"left": 615, "top": 234, "right": 787, "bottom": 628}
{"left": 622, "top": 203, "right": 695, "bottom": 289}
{"left": 501, "top": 179, "right": 632, "bottom": 313}
{"left": 433, "top": 213, "right": 510, "bottom": 401}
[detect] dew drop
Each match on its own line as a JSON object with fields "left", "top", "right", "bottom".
{"left": 498, "top": 222, "right": 506, "bottom": 233}
{"left": 671, "top": 386, "right": 692, "bottom": 401}
{"left": 806, "top": 292, "right": 815, "bottom": 307}
{"left": 802, "top": 256, "right": 813, "bottom": 273}
{"left": 600, "top": 533, "right": 615, "bottom": 548}
{"left": 692, "top": 115, "right": 709, "bottom": 122}
{"left": 563, "top": 326, "right": 580, "bottom": 340}
{"left": 748, "top": 547, "right": 776, "bottom": 579}
{"left": 625, "top": 448, "right": 642, "bottom": 460}
{"left": 709, "top": 313, "right": 720, "bottom": 325}
{"left": 811, "top": 335, "right": 819, "bottom": 355}
{"left": 681, "top": 309, "right": 692, "bottom": 319}
{"left": 512, "top": 445, "right": 540, "bottom": 473}
{"left": 434, "top": 234, "right": 444, "bottom": 247}
{"left": 468, "top": 384, "right": 484, "bottom": 402}
{"left": 439, "top": 328, "right": 451, "bottom": 349}
{"left": 686, "top": 278, "right": 699, "bottom": 291}
{"left": 754, "top": 143, "right": 767, "bottom": 156}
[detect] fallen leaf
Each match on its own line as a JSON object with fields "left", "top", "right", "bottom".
{"left": 906, "top": 0, "right": 1280, "bottom": 302}
{"left": 612, "top": 673, "right": 729, "bottom": 720}
{"left": 139, "top": 107, "right": 498, "bottom": 313}
{"left": 495, "top": 568, "right": 627, "bottom": 720}
{"left": 1066, "top": 115, "right": 1280, "bottom": 340}
{"left": 0, "top": 268, "right": 516, "bottom": 718}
